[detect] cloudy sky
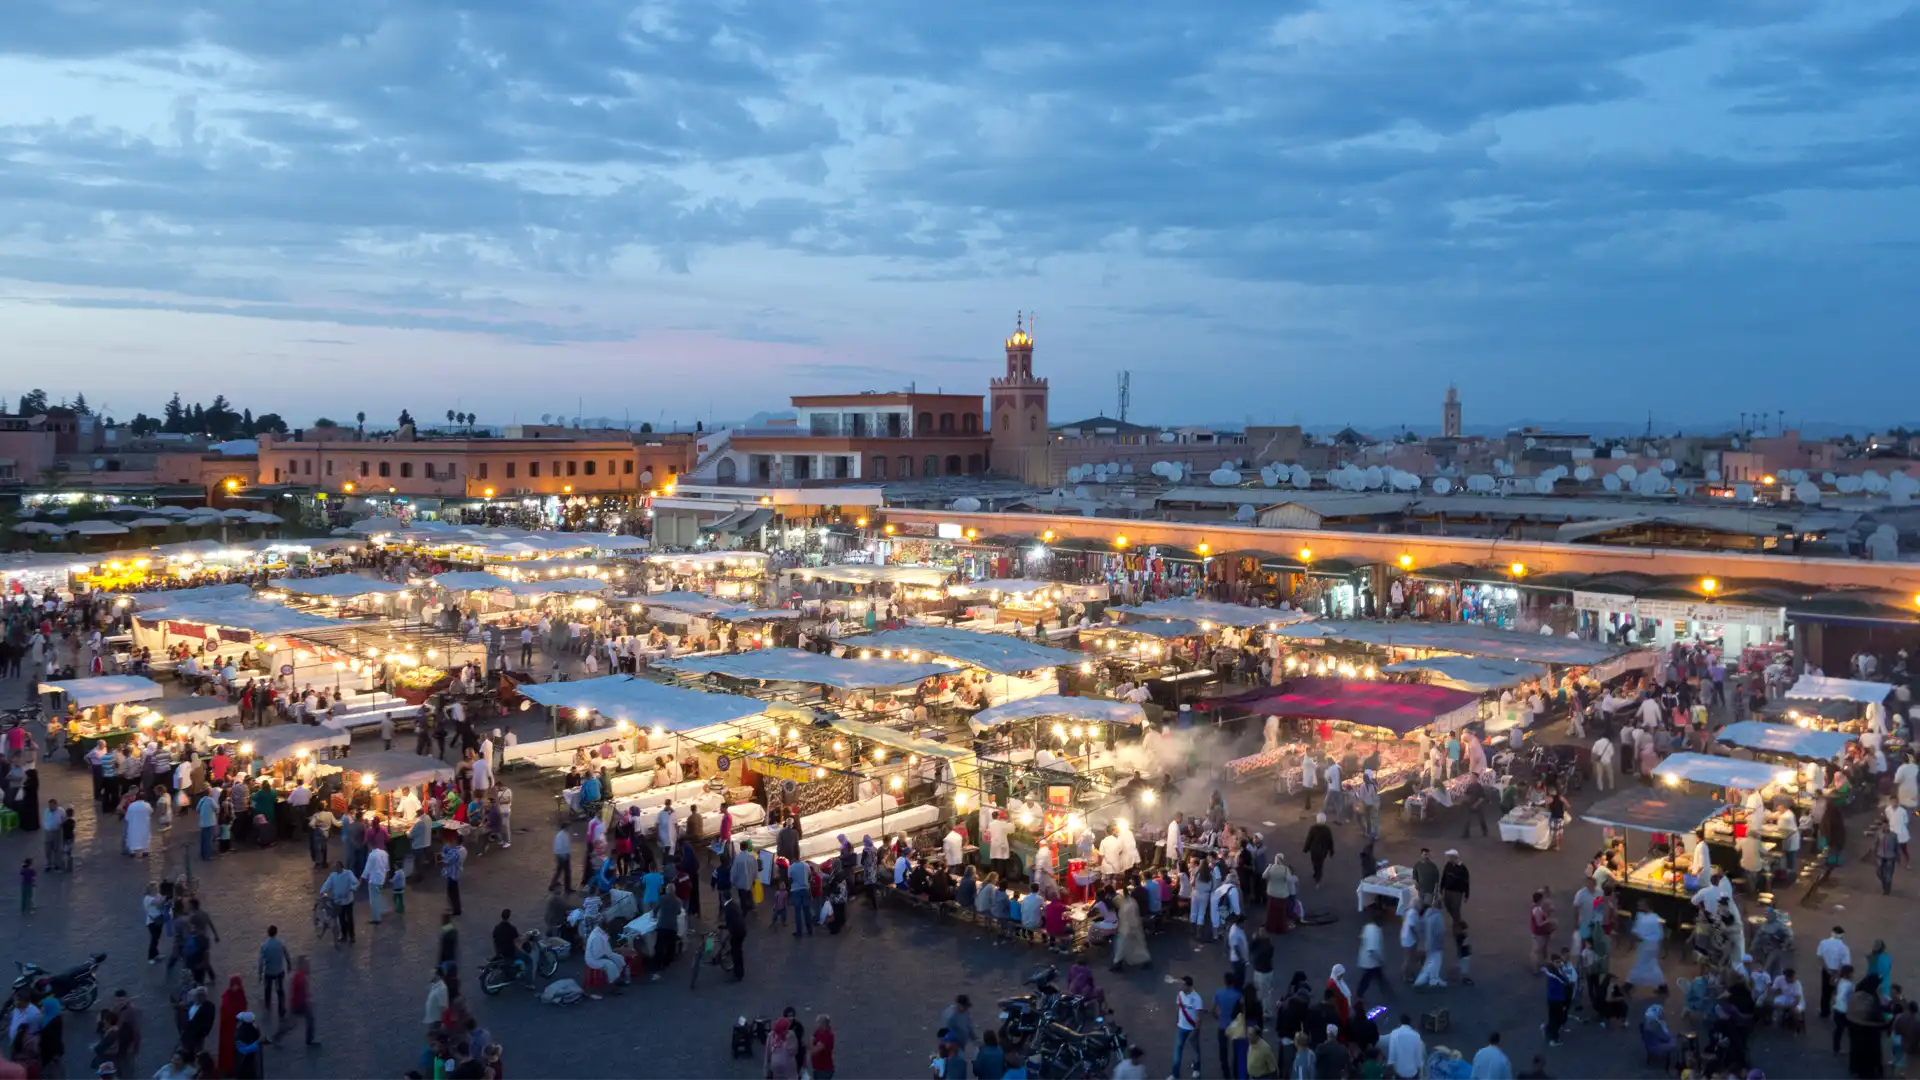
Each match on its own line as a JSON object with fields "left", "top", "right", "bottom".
{"left": 3, "top": 0, "right": 1917, "bottom": 431}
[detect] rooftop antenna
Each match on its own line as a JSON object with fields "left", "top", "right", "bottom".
{"left": 1117, "top": 370, "right": 1132, "bottom": 422}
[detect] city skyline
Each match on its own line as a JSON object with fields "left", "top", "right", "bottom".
{"left": 3, "top": 1, "right": 1918, "bottom": 424}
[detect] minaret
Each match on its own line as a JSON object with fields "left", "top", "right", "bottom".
{"left": 1442, "top": 384, "right": 1462, "bottom": 439}
{"left": 990, "top": 312, "right": 1050, "bottom": 478}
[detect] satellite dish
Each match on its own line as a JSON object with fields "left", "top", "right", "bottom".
{"left": 1290, "top": 466, "right": 1311, "bottom": 489}
{"left": 1234, "top": 504, "right": 1256, "bottom": 521}
{"left": 1260, "top": 469, "right": 1279, "bottom": 488}
{"left": 1533, "top": 476, "right": 1553, "bottom": 494}
{"left": 1617, "top": 465, "right": 1638, "bottom": 482}
{"left": 1158, "top": 431, "right": 1176, "bottom": 442}
{"left": 1864, "top": 470, "right": 1887, "bottom": 493}
{"left": 1392, "top": 471, "right": 1420, "bottom": 491}
{"left": 1867, "top": 524, "right": 1898, "bottom": 560}
{"left": 1836, "top": 475, "right": 1864, "bottom": 494}
{"left": 1660, "top": 458, "right": 1676, "bottom": 473}
{"left": 1821, "top": 472, "right": 1837, "bottom": 485}
{"left": 1706, "top": 469, "right": 1721, "bottom": 483}
{"left": 1611, "top": 446, "right": 1627, "bottom": 459}
{"left": 1208, "top": 467, "right": 1241, "bottom": 486}
{"left": 1433, "top": 477, "right": 1453, "bottom": 494}
{"left": 1524, "top": 437, "right": 1537, "bottom": 450}
{"left": 1794, "top": 480, "right": 1822, "bottom": 504}
{"left": 1602, "top": 474, "right": 1623, "bottom": 492}
{"left": 1467, "top": 474, "right": 1495, "bottom": 493}
{"left": 1120, "top": 462, "right": 1134, "bottom": 475}
{"left": 1574, "top": 466, "right": 1594, "bottom": 482}
{"left": 1073, "top": 485, "right": 1091, "bottom": 500}
{"left": 1733, "top": 483, "right": 1753, "bottom": 501}
{"left": 1363, "top": 466, "right": 1384, "bottom": 489}
{"left": 949, "top": 496, "right": 983, "bottom": 512}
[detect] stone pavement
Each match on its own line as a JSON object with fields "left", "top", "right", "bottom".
{"left": 1, "top": 675, "right": 1899, "bottom": 1078}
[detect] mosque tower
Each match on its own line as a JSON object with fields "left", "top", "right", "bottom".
{"left": 990, "top": 312, "right": 1050, "bottom": 478}
{"left": 1442, "top": 384, "right": 1462, "bottom": 439}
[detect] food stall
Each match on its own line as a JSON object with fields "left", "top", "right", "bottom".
{"left": 40, "top": 675, "right": 166, "bottom": 749}
{"left": 644, "top": 551, "right": 769, "bottom": 604}
{"left": 787, "top": 563, "right": 953, "bottom": 623}
{"left": 1580, "top": 788, "right": 1729, "bottom": 924}
{"left": 218, "top": 723, "right": 353, "bottom": 793}
{"left": 275, "top": 573, "right": 412, "bottom": 616}
{"left": 1204, "top": 678, "right": 1480, "bottom": 798}
{"left": 948, "top": 579, "right": 1067, "bottom": 629}
{"left": 836, "top": 626, "right": 1084, "bottom": 707}
{"left": 1650, "top": 753, "right": 1794, "bottom": 867}
{"left": 969, "top": 695, "right": 1148, "bottom": 775}
{"left": 658, "top": 647, "right": 955, "bottom": 715}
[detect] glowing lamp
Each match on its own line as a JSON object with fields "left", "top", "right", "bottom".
{"left": 1197, "top": 542, "right": 1210, "bottom": 556}
{"left": 889, "top": 777, "right": 903, "bottom": 791}
{"left": 1399, "top": 554, "right": 1413, "bottom": 569}
{"left": 1113, "top": 535, "right": 1128, "bottom": 548}
{"left": 1701, "top": 578, "right": 1718, "bottom": 594}
{"left": 1508, "top": 562, "right": 1527, "bottom": 577}
{"left": 1141, "top": 789, "right": 1157, "bottom": 805}
{"left": 1298, "top": 547, "right": 1312, "bottom": 562}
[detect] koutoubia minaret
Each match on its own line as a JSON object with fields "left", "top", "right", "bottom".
{"left": 990, "top": 312, "right": 1050, "bottom": 480}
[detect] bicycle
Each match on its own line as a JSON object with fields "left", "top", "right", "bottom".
{"left": 688, "top": 930, "right": 733, "bottom": 989}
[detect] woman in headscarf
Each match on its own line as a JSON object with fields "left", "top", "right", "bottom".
{"left": 675, "top": 837, "right": 701, "bottom": 921}
{"left": 860, "top": 836, "right": 880, "bottom": 908}
{"left": 232, "top": 1010, "right": 264, "bottom": 1079}
{"left": 216, "top": 975, "right": 248, "bottom": 1077}
{"left": 764, "top": 1017, "right": 801, "bottom": 1080}
{"left": 1111, "top": 886, "right": 1151, "bottom": 973}
{"left": 837, "top": 834, "right": 856, "bottom": 881}
{"left": 1868, "top": 940, "right": 1894, "bottom": 1002}
{"left": 1848, "top": 973, "right": 1888, "bottom": 1079}
{"left": 1326, "top": 965, "right": 1353, "bottom": 1028}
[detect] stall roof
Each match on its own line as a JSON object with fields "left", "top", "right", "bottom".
{"left": 1382, "top": 656, "right": 1545, "bottom": 693}
{"left": 789, "top": 564, "right": 950, "bottom": 588}
{"left": 432, "top": 571, "right": 516, "bottom": 591}
{"left": 640, "top": 591, "right": 748, "bottom": 616}
{"left": 646, "top": 551, "right": 769, "bottom": 568}
{"left": 1198, "top": 677, "right": 1479, "bottom": 735}
{"left": 276, "top": 574, "right": 410, "bottom": 599}
{"left": 336, "top": 749, "right": 456, "bottom": 790}
{"left": 590, "top": 535, "right": 652, "bottom": 551}
{"left": 39, "top": 675, "right": 165, "bottom": 708}
{"left": 1580, "top": 789, "right": 1728, "bottom": 834}
{"left": 137, "top": 598, "right": 345, "bottom": 635}
{"left": 1106, "top": 620, "right": 1205, "bottom": 640}
{"left": 826, "top": 714, "right": 972, "bottom": 761}
{"left": 1110, "top": 598, "right": 1311, "bottom": 629}
{"left": 660, "top": 648, "right": 957, "bottom": 690}
{"left": 953, "top": 579, "right": 1058, "bottom": 598}
{"left": 1651, "top": 752, "right": 1784, "bottom": 791}
{"left": 970, "top": 695, "right": 1148, "bottom": 732}
{"left": 1715, "top": 721, "right": 1855, "bottom": 762}
{"left": 1756, "top": 698, "right": 1856, "bottom": 724}
{"left": 145, "top": 697, "right": 239, "bottom": 724}
{"left": 1271, "top": 620, "right": 1624, "bottom": 666}
{"left": 710, "top": 608, "right": 801, "bottom": 623}
{"left": 502, "top": 577, "right": 609, "bottom": 597}
{"left": 221, "top": 723, "right": 351, "bottom": 761}
{"left": 1786, "top": 675, "right": 1893, "bottom": 704}
{"left": 517, "top": 675, "right": 768, "bottom": 730}
{"left": 119, "top": 583, "right": 254, "bottom": 608}
{"left": 843, "top": 626, "right": 1084, "bottom": 675}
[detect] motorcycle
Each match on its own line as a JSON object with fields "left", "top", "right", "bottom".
{"left": 997, "top": 965, "right": 1097, "bottom": 1050}
{"left": 15, "top": 952, "right": 107, "bottom": 1012}
{"left": 479, "top": 933, "right": 565, "bottom": 995}
{"left": 1030, "top": 1016, "right": 1128, "bottom": 1079}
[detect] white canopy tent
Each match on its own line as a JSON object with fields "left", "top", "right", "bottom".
{"left": 969, "top": 695, "right": 1148, "bottom": 732}
{"left": 1381, "top": 656, "right": 1545, "bottom": 693}
{"left": 39, "top": 675, "right": 164, "bottom": 709}
{"left": 502, "top": 577, "right": 609, "bottom": 597}
{"left": 276, "top": 575, "right": 410, "bottom": 599}
{"left": 641, "top": 591, "right": 748, "bottom": 616}
{"left": 788, "top": 564, "right": 950, "bottom": 588}
{"left": 1715, "top": 721, "right": 1854, "bottom": 762}
{"left": 1110, "top": 598, "right": 1312, "bottom": 629}
{"left": 1652, "top": 752, "right": 1784, "bottom": 791}
{"left": 144, "top": 697, "right": 241, "bottom": 728}
{"left": 951, "top": 579, "right": 1059, "bottom": 598}
{"left": 839, "top": 626, "right": 1082, "bottom": 676}
{"left": 431, "top": 571, "right": 516, "bottom": 592}
{"left": 337, "top": 749, "right": 456, "bottom": 792}
{"left": 517, "top": 675, "right": 769, "bottom": 731}
{"left": 660, "top": 648, "right": 957, "bottom": 690}
{"left": 1786, "top": 675, "right": 1894, "bottom": 704}
{"left": 221, "top": 723, "right": 351, "bottom": 763}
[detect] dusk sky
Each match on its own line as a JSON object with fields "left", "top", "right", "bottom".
{"left": 3, "top": 1, "right": 1917, "bottom": 430}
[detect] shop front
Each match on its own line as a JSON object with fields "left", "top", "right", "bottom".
{"left": 1573, "top": 591, "right": 1786, "bottom": 655}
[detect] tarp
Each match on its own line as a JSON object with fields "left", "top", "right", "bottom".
{"left": 789, "top": 564, "right": 950, "bottom": 587}
{"left": 432, "top": 571, "right": 516, "bottom": 591}
{"left": 1110, "top": 598, "right": 1311, "bottom": 629}
{"left": 116, "top": 583, "right": 254, "bottom": 608}
{"left": 39, "top": 675, "right": 165, "bottom": 708}
{"left": 502, "top": 577, "right": 609, "bottom": 597}
{"left": 144, "top": 697, "right": 240, "bottom": 726}
{"left": 224, "top": 723, "right": 351, "bottom": 762}
{"left": 590, "top": 535, "right": 652, "bottom": 551}
{"left": 336, "top": 749, "right": 456, "bottom": 792}
{"left": 841, "top": 627, "right": 1084, "bottom": 675}
{"left": 1652, "top": 752, "right": 1783, "bottom": 791}
{"left": 1107, "top": 620, "right": 1204, "bottom": 640}
{"left": 1715, "top": 721, "right": 1855, "bottom": 762}
{"left": 1580, "top": 789, "right": 1727, "bottom": 834}
{"left": 277, "top": 574, "right": 409, "bottom": 598}
{"left": 517, "top": 675, "right": 768, "bottom": 730}
{"left": 1271, "top": 620, "right": 1625, "bottom": 666}
{"left": 970, "top": 695, "right": 1148, "bottom": 732}
{"left": 1786, "top": 675, "right": 1894, "bottom": 704}
{"left": 710, "top": 609, "right": 801, "bottom": 623}
{"left": 646, "top": 551, "right": 769, "bottom": 568}
{"left": 641, "top": 591, "right": 748, "bottom": 616}
{"left": 137, "top": 599, "right": 344, "bottom": 635}
{"left": 1197, "top": 677, "right": 1479, "bottom": 736}
{"left": 1382, "top": 656, "right": 1545, "bottom": 693}
{"left": 660, "top": 648, "right": 957, "bottom": 690}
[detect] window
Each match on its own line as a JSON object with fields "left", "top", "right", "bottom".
{"left": 623, "top": 460, "right": 633, "bottom": 474}
{"left": 1030, "top": 415, "right": 1039, "bottom": 432}
{"left": 566, "top": 460, "right": 577, "bottom": 477}
{"left": 378, "top": 462, "right": 391, "bottom": 478}
{"left": 944, "top": 454, "right": 962, "bottom": 475}
{"left": 608, "top": 459, "right": 616, "bottom": 477}
{"left": 302, "top": 459, "right": 311, "bottom": 474}
{"left": 552, "top": 460, "right": 561, "bottom": 477}
{"left": 871, "top": 456, "right": 887, "bottom": 479}
{"left": 924, "top": 455, "right": 938, "bottom": 478}
{"left": 359, "top": 461, "right": 369, "bottom": 477}
{"left": 939, "top": 413, "right": 955, "bottom": 433}
{"left": 962, "top": 413, "right": 978, "bottom": 434}
{"left": 898, "top": 455, "right": 912, "bottom": 479}
{"left": 273, "top": 467, "right": 282, "bottom": 483}
{"left": 478, "top": 463, "right": 489, "bottom": 480}
{"left": 424, "top": 463, "right": 436, "bottom": 479}
{"left": 917, "top": 411, "right": 932, "bottom": 434}
{"left": 446, "top": 462, "right": 456, "bottom": 478}
{"left": 325, "top": 461, "right": 334, "bottom": 476}
{"left": 1001, "top": 412, "right": 1012, "bottom": 431}
{"left": 528, "top": 462, "right": 539, "bottom": 478}
{"left": 887, "top": 413, "right": 903, "bottom": 437}
{"left": 400, "top": 462, "right": 413, "bottom": 478}
{"left": 584, "top": 460, "right": 597, "bottom": 476}
{"left": 850, "top": 413, "right": 868, "bottom": 437}
{"left": 506, "top": 462, "right": 517, "bottom": 479}
{"left": 833, "top": 456, "right": 850, "bottom": 479}
{"left": 967, "top": 453, "right": 984, "bottom": 474}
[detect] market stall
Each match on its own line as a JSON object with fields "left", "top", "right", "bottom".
{"left": 1204, "top": 677, "right": 1480, "bottom": 797}
{"left": 1580, "top": 788, "right": 1730, "bottom": 923}
{"left": 1381, "top": 656, "right": 1544, "bottom": 694}
{"left": 643, "top": 551, "right": 769, "bottom": 604}
{"left": 659, "top": 648, "right": 955, "bottom": 708}
{"left": 1651, "top": 753, "right": 1797, "bottom": 870}
{"left": 1715, "top": 722, "right": 1855, "bottom": 762}
{"left": 837, "top": 626, "right": 1083, "bottom": 706}
{"left": 948, "top": 579, "right": 1067, "bottom": 629}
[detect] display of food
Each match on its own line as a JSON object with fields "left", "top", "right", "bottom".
{"left": 1224, "top": 745, "right": 1290, "bottom": 778}
{"left": 394, "top": 665, "right": 448, "bottom": 690}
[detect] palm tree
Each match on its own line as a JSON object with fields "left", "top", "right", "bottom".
{"left": 355, "top": 410, "right": 366, "bottom": 433}
{"left": 445, "top": 409, "right": 456, "bottom": 428}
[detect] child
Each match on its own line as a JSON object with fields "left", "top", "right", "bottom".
{"left": 391, "top": 867, "right": 407, "bottom": 914}
{"left": 20, "top": 858, "right": 35, "bottom": 914}
{"left": 771, "top": 876, "right": 790, "bottom": 929}
{"left": 61, "top": 808, "right": 76, "bottom": 870}
{"left": 1453, "top": 918, "right": 1474, "bottom": 986}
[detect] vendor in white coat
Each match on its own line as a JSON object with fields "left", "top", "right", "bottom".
{"left": 942, "top": 826, "right": 965, "bottom": 869}
{"left": 987, "top": 811, "right": 1012, "bottom": 876}
{"left": 1165, "top": 813, "right": 1185, "bottom": 867}
{"left": 1112, "top": 819, "right": 1140, "bottom": 875}
{"left": 1097, "top": 824, "right": 1128, "bottom": 879}
{"left": 1687, "top": 829, "right": 1710, "bottom": 881}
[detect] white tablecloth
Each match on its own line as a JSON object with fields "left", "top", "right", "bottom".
{"left": 1499, "top": 807, "right": 1553, "bottom": 850}
{"left": 1356, "top": 868, "right": 1419, "bottom": 914}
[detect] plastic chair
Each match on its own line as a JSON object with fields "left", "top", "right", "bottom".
{"left": 0, "top": 809, "right": 19, "bottom": 834}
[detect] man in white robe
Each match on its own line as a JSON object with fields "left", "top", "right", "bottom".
{"left": 124, "top": 795, "right": 154, "bottom": 856}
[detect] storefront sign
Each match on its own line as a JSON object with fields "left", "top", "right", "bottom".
{"left": 1591, "top": 649, "right": 1659, "bottom": 682}
{"left": 1574, "top": 591, "right": 1784, "bottom": 633}
{"left": 936, "top": 523, "right": 964, "bottom": 540}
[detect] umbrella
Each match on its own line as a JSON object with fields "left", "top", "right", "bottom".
{"left": 69, "top": 520, "right": 131, "bottom": 536}
{"left": 219, "top": 508, "right": 255, "bottom": 520}
{"left": 10, "top": 522, "right": 68, "bottom": 535}
{"left": 128, "top": 517, "right": 174, "bottom": 528}
{"left": 246, "top": 512, "right": 283, "bottom": 524}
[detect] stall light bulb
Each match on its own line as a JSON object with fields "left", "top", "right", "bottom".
{"left": 815, "top": 768, "right": 827, "bottom": 779}
{"left": 1020, "top": 811, "right": 1034, "bottom": 826}
{"left": 1079, "top": 662, "right": 1093, "bottom": 674}
{"left": 1071, "top": 725, "right": 1084, "bottom": 738}
{"left": 240, "top": 742, "right": 254, "bottom": 755}
{"left": 907, "top": 754, "right": 918, "bottom": 765}
{"left": 889, "top": 777, "right": 903, "bottom": 790}
{"left": 1141, "top": 789, "right": 1157, "bottom": 805}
